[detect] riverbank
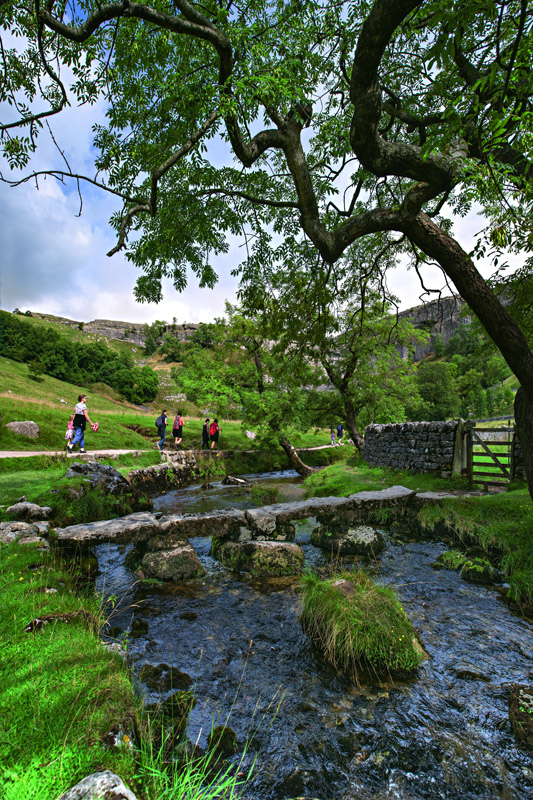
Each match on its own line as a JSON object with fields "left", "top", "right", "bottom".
{"left": 304, "top": 454, "right": 533, "bottom": 608}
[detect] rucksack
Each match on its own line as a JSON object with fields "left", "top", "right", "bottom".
{"left": 155, "top": 415, "right": 164, "bottom": 427}
{"left": 209, "top": 422, "right": 217, "bottom": 436}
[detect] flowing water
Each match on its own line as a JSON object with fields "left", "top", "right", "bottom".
{"left": 95, "top": 471, "right": 533, "bottom": 800}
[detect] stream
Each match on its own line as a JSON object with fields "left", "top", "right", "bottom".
{"left": 94, "top": 470, "right": 533, "bottom": 799}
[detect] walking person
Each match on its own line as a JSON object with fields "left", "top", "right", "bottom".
{"left": 173, "top": 410, "right": 185, "bottom": 448}
{"left": 330, "top": 429, "right": 336, "bottom": 446}
{"left": 67, "top": 395, "right": 95, "bottom": 454}
{"left": 201, "top": 418, "right": 210, "bottom": 450}
{"left": 64, "top": 414, "right": 75, "bottom": 447}
{"left": 337, "top": 422, "right": 344, "bottom": 445}
{"left": 156, "top": 409, "right": 167, "bottom": 451}
{"left": 209, "top": 418, "right": 220, "bottom": 450}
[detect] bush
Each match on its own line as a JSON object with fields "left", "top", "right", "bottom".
{"left": 300, "top": 570, "right": 426, "bottom": 679}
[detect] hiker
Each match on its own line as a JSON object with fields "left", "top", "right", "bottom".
{"left": 156, "top": 409, "right": 167, "bottom": 451}
{"left": 201, "top": 418, "right": 210, "bottom": 450}
{"left": 330, "top": 429, "right": 336, "bottom": 446}
{"left": 172, "top": 411, "right": 185, "bottom": 447}
{"left": 67, "top": 395, "right": 95, "bottom": 454}
{"left": 337, "top": 423, "right": 344, "bottom": 445}
{"left": 209, "top": 418, "right": 220, "bottom": 449}
{"left": 64, "top": 414, "right": 75, "bottom": 446}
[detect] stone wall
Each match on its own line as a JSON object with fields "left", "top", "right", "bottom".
{"left": 363, "top": 420, "right": 459, "bottom": 475}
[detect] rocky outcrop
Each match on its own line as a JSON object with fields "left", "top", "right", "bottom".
{"left": 127, "top": 456, "right": 197, "bottom": 494}
{"left": 56, "top": 770, "right": 138, "bottom": 800}
{"left": 311, "top": 524, "right": 385, "bottom": 557}
{"left": 6, "top": 420, "right": 40, "bottom": 438}
{"left": 398, "top": 296, "right": 470, "bottom": 361}
{"left": 5, "top": 502, "right": 52, "bottom": 521}
{"left": 141, "top": 544, "right": 205, "bottom": 581}
{"left": 0, "top": 520, "right": 46, "bottom": 544}
{"left": 212, "top": 539, "right": 304, "bottom": 576}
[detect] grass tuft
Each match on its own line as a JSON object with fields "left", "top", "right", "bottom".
{"left": 300, "top": 570, "right": 426, "bottom": 680}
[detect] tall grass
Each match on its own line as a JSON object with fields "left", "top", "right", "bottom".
{"left": 300, "top": 570, "right": 426, "bottom": 680}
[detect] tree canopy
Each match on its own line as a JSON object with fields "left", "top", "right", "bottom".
{"left": 2, "top": 0, "right": 533, "bottom": 494}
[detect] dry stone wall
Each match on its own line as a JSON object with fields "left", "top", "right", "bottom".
{"left": 363, "top": 420, "right": 459, "bottom": 475}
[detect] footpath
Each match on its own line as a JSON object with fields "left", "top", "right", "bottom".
{"left": 0, "top": 449, "right": 146, "bottom": 459}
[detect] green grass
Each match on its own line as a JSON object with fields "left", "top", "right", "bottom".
{"left": 300, "top": 570, "right": 426, "bottom": 679}
{"left": 304, "top": 453, "right": 469, "bottom": 497}
{"left": 0, "top": 544, "right": 139, "bottom": 799}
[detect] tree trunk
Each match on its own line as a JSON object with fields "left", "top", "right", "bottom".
{"left": 280, "top": 437, "right": 317, "bottom": 478}
{"left": 514, "top": 387, "right": 533, "bottom": 499}
{"left": 407, "top": 213, "right": 533, "bottom": 500}
{"left": 344, "top": 401, "right": 365, "bottom": 452}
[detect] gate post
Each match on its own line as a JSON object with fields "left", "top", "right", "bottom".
{"left": 464, "top": 422, "right": 474, "bottom": 488}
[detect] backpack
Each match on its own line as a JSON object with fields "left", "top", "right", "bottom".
{"left": 209, "top": 422, "right": 217, "bottom": 436}
{"left": 155, "top": 415, "right": 164, "bottom": 427}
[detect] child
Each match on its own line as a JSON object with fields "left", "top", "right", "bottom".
{"left": 65, "top": 414, "right": 75, "bottom": 444}
{"left": 330, "top": 429, "right": 336, "bottom": 446}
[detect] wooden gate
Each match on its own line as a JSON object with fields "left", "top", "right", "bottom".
{"left": 465, "top": 421, "right": 514, "bottom": 490}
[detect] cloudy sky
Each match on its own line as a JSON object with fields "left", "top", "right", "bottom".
{"left": 0, "top": 79, "right": 499, "bottom": 326}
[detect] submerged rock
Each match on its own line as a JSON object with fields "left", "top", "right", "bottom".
{"left": 460, "top": 558, "right": 503, "bottom": 586}
{"left": 510, "top": 684, "right": 533, "bottom": 750}
{"left": 311, "top": 524, "right": 385, "bottom": 557}
{"left": 139, "top": 662, "right": 192, "bottom": 691}
{"left": 141, "top": 544, "right": 205, "bottom": 582}
{"left": 213, "top": 539, "right": 304, "bottom": 576}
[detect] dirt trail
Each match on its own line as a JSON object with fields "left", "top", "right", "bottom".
{"left": 0, "top": 449, "right": 148, "bottom": 459}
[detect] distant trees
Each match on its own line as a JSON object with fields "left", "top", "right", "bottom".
{"left": 0, "top": 311, "right": 158, "bottom": 403}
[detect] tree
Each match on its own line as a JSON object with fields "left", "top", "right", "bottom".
{"left": 2, "top": 0, "right": 533, "bottom": 495}
{"left": 250, "top": 244, "right": 425, "bottom": 449}
{"left": 173, "top": 307, "right": 320, "bottom": 475}
{"left": 412, "top": 362, "right": 460, "bottom": 422}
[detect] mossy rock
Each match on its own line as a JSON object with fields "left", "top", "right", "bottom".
{"left": 300, "top": 570, "right": 428, "bottom": 681}
{"left": 510, "top": 684, "right": 533, "bottom": 750}
{"left": 130, "top": 617, "right": 149, "bottom": 637}
{"left": 207, "top": 725, "right": 237, "bottom": 760}
{"left": 213, "top": 539, "right": 304, "bottom": 577}
{"left": 460, "top": 557, "right": 503, "bottom": 586}
{"left": 161, "top": 690, "right": 196, "bottom": 729}
{"left": 311, "top": 525, "right": 385, "bottom": 557}
{"left": 434, "top": 549, "right": 467, "bottom": 571}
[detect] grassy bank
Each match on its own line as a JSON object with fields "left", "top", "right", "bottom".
{"left": 0, "top": 543, "right": 139, "bottom": 799}
{"left": 304, "top": 456, "right": 533, "bottom": 606}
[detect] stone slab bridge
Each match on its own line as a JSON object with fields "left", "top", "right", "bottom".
{"left": 53, "top": 486, "right": 463, "bottom": 581}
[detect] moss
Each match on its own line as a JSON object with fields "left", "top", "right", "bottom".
{"left": 435, "top": 550, "right": 467, "bottom": 571}
{"left": 300, "top": 570, "right": 427, "bottom": 680}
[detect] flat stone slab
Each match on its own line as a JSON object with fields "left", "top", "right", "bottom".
{"left": 158, "top": 509, "right": 246, "bottom": 538}
{"left": 55, "top": 512, "right": 159, "bottom": 544}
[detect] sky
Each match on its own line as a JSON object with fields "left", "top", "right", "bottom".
{"left": 0, "top": 65, "right": 501, "bottom": 327}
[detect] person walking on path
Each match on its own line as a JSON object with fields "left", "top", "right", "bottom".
{"left": 330, "top": 429, "right": 336, "bottom": 446}
{"left": 157, "top": 409, "right": 167, "bottom": 451}
{"left": 337, "top": 423, "right": 344, "bottom": 445}
{"left": 67, "top": 395, "right": 95, "bottom": 454}
{"left": 209, "top": 418, "right": 220, "bottom": 449}
{"left": 173, "top": 411, "right": 185, "bottom": 448}
{"left": 201, "top": 418, "right": 210, "bottom": 450}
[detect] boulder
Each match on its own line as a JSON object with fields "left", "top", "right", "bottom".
{"left": 311, "top": 524, "right": 385, "bottom": 557}
{"left": 6, "top": 420, "right": 40, "bottom": 438}
{"left": 510, "top": 684, "right": 533, "bottom": 750}
{"left": 0, "top": 520, "right": 38, "bottom": 544}
{"left": 56, "top": 770, "right": 138, "bottom": 800}
{"left": 65, "top": 462, "right": 131, "bottom": 495}
{"left": 18, "top": 535, "right": 49, "bottom": 550}
{"left": 141, "top": 544, "right": 205, "bottom": 582}
{"left": 222, "top": 475, "right": 250, "bottom": 485}
{"left": 213, "top": 539, "right": 304, "bottom": 577}
{"left": 5, "top": 502, "right": 52, "bottom": 521}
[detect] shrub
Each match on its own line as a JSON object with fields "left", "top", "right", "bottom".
{"left": 300, "top": 570, "right": 426, "bottom": 679}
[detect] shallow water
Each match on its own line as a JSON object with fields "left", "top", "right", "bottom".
{"left": 95, "top": 472, "right": 533, "bottom": 800}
